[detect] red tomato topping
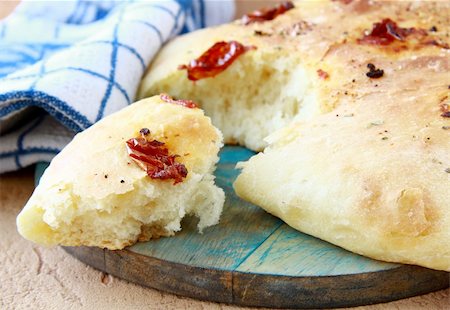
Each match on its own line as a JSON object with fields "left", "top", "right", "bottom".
{"left": 126, "top": 132, "right": 187, "bottom": 185}
{"left": 242, "top": 1, "right": 295, "bottom": 25}
{"left": 317, "top": 69, "right": 329, "bottom": 80}
{"left": 160, "top": 93, "right": 197, "bottom": 108}
{"left": 358, "top": 18, "right": 424, "bottom": 46}
{"left": 178, "top": 41, "right": 255, "bottom": 81}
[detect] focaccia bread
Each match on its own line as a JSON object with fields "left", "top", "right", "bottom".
{"left": 17, "top": 95, "right": 224, "bottom": 250}
{"left": 141, "top": 0, "right": 450, "bottom": 270}
{"left": 232, "top": 1, "right": 450, "bottom": 271}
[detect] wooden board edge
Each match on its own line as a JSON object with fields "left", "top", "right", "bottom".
{"left": 63, "top": 246, "right": 450, "bottom": 309}
{"left": 232, "top": 266, "right": 450, "bottom": 308}
{"left": 63, "top": 246, "right": 234, "bottom": 303}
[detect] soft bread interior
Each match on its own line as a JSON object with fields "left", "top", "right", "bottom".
{"left": 17, "top": 96, "right": 225, "bottom": 250}
{"left": 17, "top": 172, "right": 224, "bottom": 250}
{"left": 140, "top": 51, "right": 320, "bottom": 151}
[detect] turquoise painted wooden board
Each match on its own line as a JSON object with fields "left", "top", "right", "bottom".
{"left": 36, "top": 146, "right": 449, "bottom": 309}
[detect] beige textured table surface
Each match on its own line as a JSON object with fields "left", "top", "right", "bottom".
{"left": 0, "top": 2, "right": 449, "bottom": 309}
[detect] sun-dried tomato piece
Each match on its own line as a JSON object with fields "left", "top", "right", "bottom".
{"left": 242, "top": 1, "right": 294, "bottom": 25}
{"left": 358, "top": 18, "right": 423, "bottom": 46}
{"left": 178, "top": 41, "right": 255, "bottom": 81}
{"left": 160, "top": 93, "right": 197, "bottom": 108}
{"left": 317, "top": 69, "right": 329, "bottom": 80}
{"left": 126, "top": 132, "right": 188, "bottom": 185}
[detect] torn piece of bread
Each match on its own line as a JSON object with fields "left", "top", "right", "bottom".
{"left": 17, "top": 95, "right": 224, "bottom": 250}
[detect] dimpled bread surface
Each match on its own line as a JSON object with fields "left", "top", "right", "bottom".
{"left": 17, "top": 96, "right": 224, "bottom": 250}
{"left": 141, "top": 0, "right": 449, "bottom": 270}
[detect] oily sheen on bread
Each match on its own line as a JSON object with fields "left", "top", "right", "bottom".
{"left": 140, "top": 0, "right": 450, "bottom": 271}
{"left": 17, "top": 95, "right": 224, "bottom": 250}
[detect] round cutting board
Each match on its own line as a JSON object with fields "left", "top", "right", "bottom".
{"left": 36, "top": 146, "right": 449, "bottom": 309}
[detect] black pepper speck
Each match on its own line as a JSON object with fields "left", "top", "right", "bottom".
{"left": 140, "top": 128, "right": 150, "bottom": 136}
{"left": 366, "top": 63, "right": 384, "bottom": 79}
{"left": 254, "top": 30, "right": 271, "bottom": 36}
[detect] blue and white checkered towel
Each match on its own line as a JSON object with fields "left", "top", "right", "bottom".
{"left": 0, "top": 0, "right": 234, "bottom": 173}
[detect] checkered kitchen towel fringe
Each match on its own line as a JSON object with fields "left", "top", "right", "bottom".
{"left": 0, "top": 0, "right": 234, "bottom": 173}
